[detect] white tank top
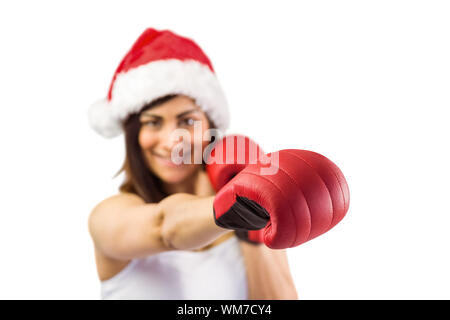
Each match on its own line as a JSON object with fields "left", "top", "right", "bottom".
{"left": 100, "top": 236, "right": 248, "bottom": 299}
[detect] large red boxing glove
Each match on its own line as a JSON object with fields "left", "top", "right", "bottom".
{"left": 213, "top": 149, "right": 350, "bottom": 249}
{"left": 206, "top": 134, "right": 267, "bottom": 244}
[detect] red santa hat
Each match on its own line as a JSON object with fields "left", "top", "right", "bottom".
{"left": 88, "top": 28, "right": 230, "bottom": 138}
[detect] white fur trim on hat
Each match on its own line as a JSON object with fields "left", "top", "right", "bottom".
{"left": 88, "top": 59, "right": 230, "bottom": 138}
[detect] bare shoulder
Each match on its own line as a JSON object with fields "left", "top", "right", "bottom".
{"left": 93, "top": 192, "right": 145, "bottom": 212}
{"left": 88, "top": 191, "right": 164, "bottom": 262}
{"left": 88, "top": 192, "right": 147, "bottom": 236}
{"left": 89, "top": 193, "right": 146, "bottom": 280}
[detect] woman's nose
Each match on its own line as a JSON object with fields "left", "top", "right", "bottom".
{"left": 157, "top": 124, "right": 184, "bottom": 153}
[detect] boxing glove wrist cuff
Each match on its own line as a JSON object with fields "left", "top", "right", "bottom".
{"left": 214, "top": 196, "right": 270, "bottom": 230}
{"left": 234, "top": 230, "right": 263, "bottom": 245}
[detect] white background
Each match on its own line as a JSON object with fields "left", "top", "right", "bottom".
{"left": 0, "top": 0, "right": 449, "bottom": 299}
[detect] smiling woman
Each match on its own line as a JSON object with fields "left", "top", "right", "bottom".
{"left": 118, "top": 94, "right": 216, "bottom": 203}
{"left": 87, "top": 27, "right": 298, "bottom": 300}
{"left": 138, "top": 96, "right": 213, "bottom": 184}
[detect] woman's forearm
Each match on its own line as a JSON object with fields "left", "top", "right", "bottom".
{"left": 240, "top": 242, "right": 298, "bottom": 300}
{"left": 158, "top": 193, "right": 230, "bottom": 250}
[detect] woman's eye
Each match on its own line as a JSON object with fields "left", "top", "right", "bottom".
{"left": 144, "top": 120, "right": 160, "bottom": 128}
{"left": 180, "top": 118, "right": 195, "bottom": 126}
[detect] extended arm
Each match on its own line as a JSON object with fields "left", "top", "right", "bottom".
{"left": 88, "top": 192, "right": 229, "bottom": 261}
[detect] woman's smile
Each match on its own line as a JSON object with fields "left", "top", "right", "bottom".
{"left": 152, "top": 152, "right": 184, "bottom": 168}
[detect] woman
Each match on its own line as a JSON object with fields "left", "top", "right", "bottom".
{"left": 87, "top": 28, "right": 298, "bottom": 299}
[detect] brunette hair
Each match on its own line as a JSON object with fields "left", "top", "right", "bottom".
{"left": 116, "top": 94, "right": 215, "bottom": 203}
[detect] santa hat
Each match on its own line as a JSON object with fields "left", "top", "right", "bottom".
{"left": 88, "top": 28, "right": 230, "bottom": 138}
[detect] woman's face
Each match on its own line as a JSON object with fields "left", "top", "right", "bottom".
{"left": 138, "top": 95, "right": 211, "bottom": 184}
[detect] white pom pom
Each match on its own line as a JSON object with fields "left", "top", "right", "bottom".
{"left": 87, "top": 98, "right": 122, "bottom": 138}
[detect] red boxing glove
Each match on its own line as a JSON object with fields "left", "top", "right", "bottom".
{"left": 213, "top": 149, "right": 350, "bottom": 249}
{"left": 206, "top": 134, "right": 266, "bottom": 244}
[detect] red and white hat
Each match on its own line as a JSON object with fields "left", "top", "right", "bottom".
{"left": 88, "top": 28, "right": 230, "bottom": 138}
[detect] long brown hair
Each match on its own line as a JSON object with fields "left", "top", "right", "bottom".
{"left": 116, "top": 94, "right": 215, "bottom": 203}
